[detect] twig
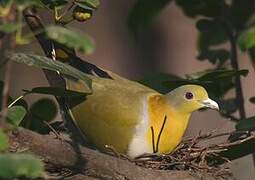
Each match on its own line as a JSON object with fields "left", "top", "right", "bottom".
{"left": 199, "top": 130, "right": 248, "bottom": 141}
{"left": 43, "top": 121, "right": 62, "bottom": 140}
{"left": 55, "top": 1, "right": 75, "bottom": 23}
{"left": 150, "top": 126, "right": 156, "bottom": 153}
{"left": 105, "top": 144, "right": 121, "bottom": 158}
{"left": 156, "top": 116, "right": 167, "bottom": 152}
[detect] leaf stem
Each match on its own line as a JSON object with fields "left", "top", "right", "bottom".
{"left": 8, "top": 95, "right": 25, "bottom": 108}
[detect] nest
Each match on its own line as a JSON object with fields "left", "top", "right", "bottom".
{"left": 136, "top": 130, "right": 255, "bottom": 179}
{"left": 106, "top": 130, "right": 254, "bottom": 180}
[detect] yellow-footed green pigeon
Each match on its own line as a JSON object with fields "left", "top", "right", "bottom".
{"left": 66, "top": 70, "right": 219, "bottom": 158}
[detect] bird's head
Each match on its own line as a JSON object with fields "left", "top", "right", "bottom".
{"left": 166, "top": 85, "right": 219, "bottom": 113}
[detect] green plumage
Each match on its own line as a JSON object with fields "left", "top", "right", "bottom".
{"left": 66, "top": 71, "right": 158, "bottom": 153}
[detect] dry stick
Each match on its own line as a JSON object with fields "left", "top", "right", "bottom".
{"left": 150, "top": 116, "right": 167, "bottom": 153}
{"left": 156, "top": 116, "right": 167, "bottom": 153}
{"left": 150, "top": 126, "right": 156, "bottom": 153}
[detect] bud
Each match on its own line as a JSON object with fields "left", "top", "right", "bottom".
{"left": 72, "top": 6, "right": 93, "bottom": 22}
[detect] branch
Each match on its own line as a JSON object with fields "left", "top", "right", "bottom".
{"left": 8, "top": 128, "right": 215, "bottom": 180}
{"left": 0, "top": 22, "right": 13, "bottom": 123}
{"left": 229, "top": 32, "right": 246, "bottom": 119}
{"left": 216, "top": 17, "right": 246, "bottom": 120}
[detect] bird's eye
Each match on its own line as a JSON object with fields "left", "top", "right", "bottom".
{"left": 185, "top": 92, "right": 193, "bottom": 100}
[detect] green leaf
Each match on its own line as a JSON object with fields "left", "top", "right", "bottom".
{"left": 197, "top": 49, "right": 230, "bottom": 65}
{"left": 45, "top": 26, "right": 95, "bottom": 54}
{"left": 176, "top": 0, "right": 224, "bottom": 18}
{"left": 238, "top": 26, "right": 255, "bottom": 51}
{"left": 0, "top": 153, "right": 44, "bottom": 179}
{"left": 139, "top": 72, "right": 182, "bottom": 93}
{"left": 236, "top": 116, "right": 255, "bottom": 131}
{"left": 196, "top": 69, "right": 248, "bottom": 81}
{"left": 25, "top": 87, "right": 88, "bottom": 97}
{"left": 41, "top": 0, "right": 68, "bottom": 9}
{"left": 128, "top": 0, "right": 172, "bottom": 34}
{"left": 196, "top": 19, "right": 228, "bottom": 50}
{"left": 0, "top": 23, "right": 19, "bottom": 33}
{"left": 30, "top": 98, "right": 57, "bottom": 122}
{"left": 0, "top": 129, "right": 9, "bottom": 151}
{"left": 22, "top": 98, "right": 57, "bottom": 133}
{"left": 74, "top": 2, "right": 93, "bottom": 11}
{"left": 8, "top": 53, "right": 92, "bottom": 93}
{"left": 6, "top": 106, "right": 27, "bottom": 126}
{"left": 75, "top": 0, "right": 100, "bottom": 9}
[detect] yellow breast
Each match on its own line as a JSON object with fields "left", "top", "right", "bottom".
{"left": 146, "top": 94, "right": 190, "bottom": 154}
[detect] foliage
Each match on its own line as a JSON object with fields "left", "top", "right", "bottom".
{"left": 8, "top": 53, "right": 92, "bottom": 93}
{"left": 0, "top": 129, "right": 9, "bottom": 151}
{"left": 21, "top": 98, "right": 58, "bottom": 134}
{"left": 238, "top": 27, "right": 255, "bottom": 51}
{"left": 0, "top": 154, "right": 44, "bottom": 179}
{"left": 236, "top": 116, "right": 255, "bottom": 131}
{"left": 0, "top": 0, "right": 98, "bottom": 179}
{"left": 6, "top": 106, "right": 27, "bottom": 126}
{"left": 45, "top": 26, "right": 95, "bottom": 54}
{"left": 25, "top": 86, "right": 88, "bottom": 97}
{"left": 128, "top": 0, "right": 173, "bottom": 34}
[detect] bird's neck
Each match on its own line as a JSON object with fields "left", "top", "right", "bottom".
{"left": 146, "top": 94, "right": 191, "bottom": 154}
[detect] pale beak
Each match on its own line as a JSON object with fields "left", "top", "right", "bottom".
{"left": 201, "top": 98, "right": 219, "bottom": 110}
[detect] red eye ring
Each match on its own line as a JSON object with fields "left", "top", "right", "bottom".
{"left": 185, "top": 92, "right": 193, "bottom": 100}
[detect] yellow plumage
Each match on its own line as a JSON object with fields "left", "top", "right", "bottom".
{"left": 66, "top": 71, "right": 219, "bottom": 158}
